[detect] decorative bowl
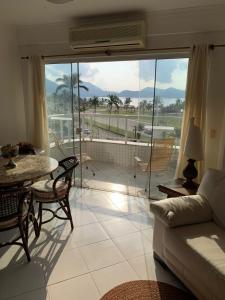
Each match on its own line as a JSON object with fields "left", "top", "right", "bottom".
{"left": 1, "top": 144, "right": 19, "bottom": 168}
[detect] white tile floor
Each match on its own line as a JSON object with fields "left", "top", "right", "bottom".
{"left": 0, "top": 187, "right": 181, "bottom": 300}
{"left": 80, "top": 161, "right": 177, "bottom": 199}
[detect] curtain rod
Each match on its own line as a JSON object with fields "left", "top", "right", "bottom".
{"left": 20, "top": 43, "right": 222, "bottom": 60}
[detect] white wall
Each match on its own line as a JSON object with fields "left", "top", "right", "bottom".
{"left": 15, "top": 5, "right": 225, "bottom": 170}
{"left": 0, "top": 24, "right": 26, "bottom": 145}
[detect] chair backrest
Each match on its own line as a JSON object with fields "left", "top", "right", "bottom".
{"left": 48, "top": 131, "right": 67, "bottom": 158}
{"left": 146, "top": 138, "right": 174, "bottom": 172}
{"left": 0, "top": 186, "right": 29, "bottom": 222}
{"left": 53, "top": 156, "right": 79, "bottom": 193}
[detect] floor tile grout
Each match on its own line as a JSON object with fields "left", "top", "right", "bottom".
{"left": 1, "top": 187, "right": 179, "bottom": 300}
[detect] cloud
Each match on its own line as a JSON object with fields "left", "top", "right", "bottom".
{"left": 45, "top": 59, "right": 189, "bottom": 91}
{"left": 139, "top": 60, "right": 155, "bottom": 82}
{"left": 178, "top": 60, "right": 189, "bottom": 71}
{"left": 45, "top": 64, "right": 72, "bottom": 82}
{"left": 139, "top": 59, "right": 181, "bottom": 84}
{"left": 156, "top": 60, "right": 178, "bottom": 83}
{"left": 45, "top": 63, "right": 99, "bottom": 83}
{"left": 171, "top": 59, "right": 189, "bottom": 90}
{"left": 79, "top": 64, "right": 99, "bottom": 81}
{"left": 81, "top": 61, "right": 140, "bottom": 92}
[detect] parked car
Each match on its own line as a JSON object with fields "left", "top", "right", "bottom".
{"left": 84, "top": 128, "right": 91, "bottom": 135}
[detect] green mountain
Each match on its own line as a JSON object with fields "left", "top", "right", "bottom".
{"left": 45, "top": 79, "right": 58, "bottom": 95}
{"left": 45, "top": 78, "right": 185, "bottom": 99}
{"left": 119, "top": 87, "right": 185, "bottom": 98}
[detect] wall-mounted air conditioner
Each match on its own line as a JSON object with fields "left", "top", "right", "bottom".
{"left": 69, "top": 20, "right": 146, "bottom": 52}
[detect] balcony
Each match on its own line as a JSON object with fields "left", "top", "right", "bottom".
{"left": 48, "top": 113, "right": 180, "bottom": 199}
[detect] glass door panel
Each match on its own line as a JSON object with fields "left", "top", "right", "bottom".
{"left": 45, "top": 63, "right": 82, "bottom": 185}
{"left": 150, "top": 58, "right": 189, "bottom": 198}
{"left": 71, "top": 63, "right": 82, "bottom": 187}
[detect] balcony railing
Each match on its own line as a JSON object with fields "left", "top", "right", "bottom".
{"left": 48, "top": 113, "right": 180, "bottom": 172}
{"left": 48, "top": 112, "right": 178, "bottom": 146}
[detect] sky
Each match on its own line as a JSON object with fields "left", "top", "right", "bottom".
{"left": 45, "top": 58, "right": 188, "bottom": 92}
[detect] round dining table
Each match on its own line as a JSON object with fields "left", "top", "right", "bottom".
{"left": 0, "top": 155, "right": 58, "bottom": 187}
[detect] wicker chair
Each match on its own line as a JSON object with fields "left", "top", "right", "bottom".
{"left": 0, "top": 186, "right": 32, "bottom": 262}
{"left": 134, "top": 138, "right": 175, "bottom": 173}
{"left": 31, "top": 156, "right": 79, "bottom": 236}
{"left": 134, "top": 138, "right": 175, "bottom": 191}
{"left": 49, "top": 130, "right": 96, "bottom": 176}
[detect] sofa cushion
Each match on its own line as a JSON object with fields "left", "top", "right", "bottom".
{"left": 150, "top": 195, "right": 212, "bottom": 227}
{"left": 198, "top": 169, "right": 225, "bottom": 230}
{"left": 164, "top": 222, "right": 225, "bottom": 299}
{"left": 209, "top": 178, "right": 225, "bottom": 230}
{"left": 197, "top": 168, "right": 225, "bottom": 202}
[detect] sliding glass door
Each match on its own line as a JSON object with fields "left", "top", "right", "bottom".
{"left": 149, "top": 58, "right": 188, "bottom": 198}
{"left": 45, "top": 57, "right": 188, "bottom": 198}
{"left": 45, "top": 63, "right": 82, "bottom": 185}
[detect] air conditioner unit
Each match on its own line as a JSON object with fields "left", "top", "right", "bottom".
{"left": 69, "top": 20, "right": 146, "bottom": 52}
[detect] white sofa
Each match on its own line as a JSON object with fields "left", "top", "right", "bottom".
{"left": 150, "top": 169, "right": 225, "bottom": 300}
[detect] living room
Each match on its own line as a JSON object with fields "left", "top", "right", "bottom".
{"left": 0, "top": 1, "right": 225, "bottom": 299}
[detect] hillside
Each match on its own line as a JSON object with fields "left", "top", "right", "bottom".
{"left": 45, "top": 78, "right": 185, "bottom": 99}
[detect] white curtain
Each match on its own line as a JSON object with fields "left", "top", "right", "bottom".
{"left": 217, "top": 108, "right": 225, "bottom": 170}
{"left": 176, "top": 44, "right": 211, "bottom": 182}
{"left": 22, "top": 55, "right": 48, "bottom": 152}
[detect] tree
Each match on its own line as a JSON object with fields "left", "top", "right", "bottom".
{"left": 139, "top": 100, "right": 147, "bottom": 113}
{"left": 160, "top": 98, "right": 184, "bottom": 114}
{"left": 55, "top": 73, "right": 89, "bottom": 108}
{"left": 106, "top": 94, "right": 122, "bottom": 113}
{"left": 137, "top": 122, "right": 144, "bottom": 131}
{"left": 124, "top": 97, "right": 132, "bottom": 112}
{"left": 80, "top": 97, "right": 88, "bottom": 112}
{"left": 146, "top": 102, "right": 153, "bottom": 111}
{"left": 154, "top": 96, "right": 163, "bottom": 112}
{"left": 89, "top": 96, "right": 100, "bottom": 113}
{"left": 100, "top": 98, "right": 106, "bottom": 105}
{"left": 124, "top": 97, "right": 131, "bottom": 105}
{"left": 174, "top": 98, "right": 184, "bottom": 112}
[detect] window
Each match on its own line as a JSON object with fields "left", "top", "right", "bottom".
{"left": 45, "top": 57, "right": 188, "bottom": 198}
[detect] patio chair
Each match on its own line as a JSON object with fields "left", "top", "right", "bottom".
{"left": 49, "top": 130, "right": 96, "bottom": 176}
{"left": 31, "top": 156, "right": 79, "bottom": 236}
{"left": 0, "top": 186, "right": 32, "bottom": 262}
{"left": 134, "top": 138, "right": 175, "bottom": 190}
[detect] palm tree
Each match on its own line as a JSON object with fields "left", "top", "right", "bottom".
{"left": 124, "top": 97, "right": 132, "bottom": 112}
{"left": 175, "top": 98, "right": 184, "bottom": 112}
{"left": 146, "top": 102, "right": 153, "bottom": 111}
{"left": 106, "top": 94, "right": 122, "bottom": 113}
{"left": 55, "top": 73, "right": 89, "bottom": 98}
{"left": 154, "top": 96, "right": 163, "bottom": 112}
{"left": 124, "top": 97, "right": 131, "bottom": 105}
{"left": 139, "top": 100, "right": 147, "bottom": 113}
{"left": 89, "top": 96, "right": 99, "bottom": 113}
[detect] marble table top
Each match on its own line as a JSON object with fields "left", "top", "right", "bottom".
{"left": 0, "top": 155, "right": 58, "bottom": 186}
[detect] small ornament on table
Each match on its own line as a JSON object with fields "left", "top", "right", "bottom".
{"left": 1, "top": 144, "right": 19, "bottom": 169}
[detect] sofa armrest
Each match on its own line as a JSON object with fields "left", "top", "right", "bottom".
{"left": 150, "top": 195, "right": 212, "bottom": 227}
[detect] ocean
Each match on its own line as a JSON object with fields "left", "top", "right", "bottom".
{"left": 115, "top": 97, "right": 184, "bottom": 108}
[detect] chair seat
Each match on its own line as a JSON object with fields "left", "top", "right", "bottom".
{"left": 79, "top": 153, "right": 92, "bottom": 163}
{"left": 32, "top": 179, "right": 68, "bottom": 201}
{"left": 134, "top": 138, "right": 174, "bottom": 173}
{"left": 0, "top": 203, "right": 28, "bottom": 230}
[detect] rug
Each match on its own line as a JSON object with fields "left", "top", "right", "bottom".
{"left": 100, "top": 280, "right": 196, "bottom": 300}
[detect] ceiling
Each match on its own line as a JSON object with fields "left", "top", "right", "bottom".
{"left": 0, "top": 0, "right": 225, "bottom": 26}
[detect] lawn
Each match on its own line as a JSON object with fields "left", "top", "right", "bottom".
{"left": 84, "top": 108, "right": 183, "bottom": 130}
